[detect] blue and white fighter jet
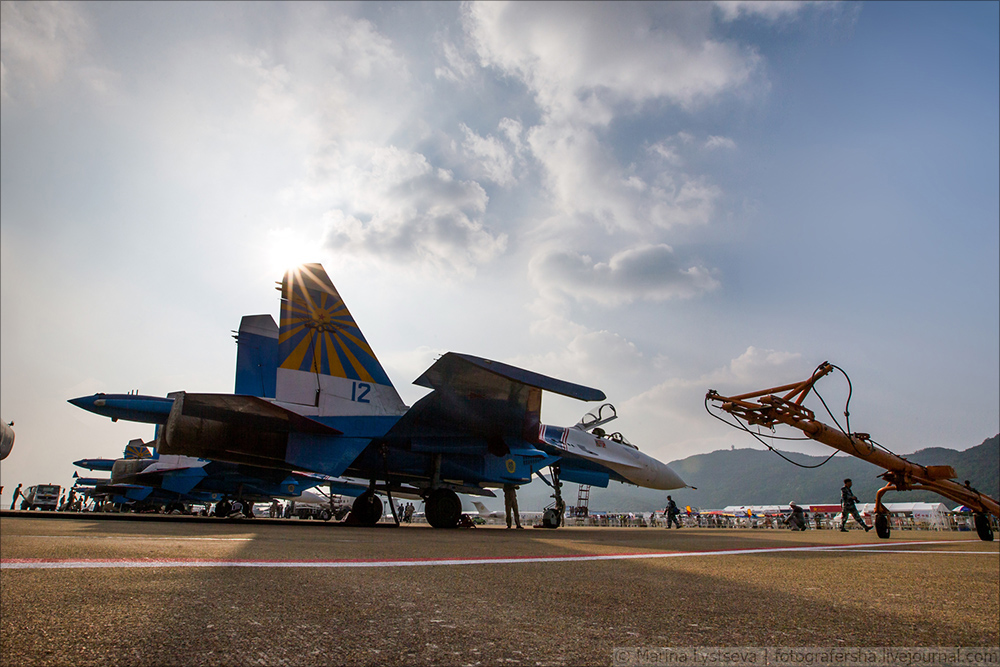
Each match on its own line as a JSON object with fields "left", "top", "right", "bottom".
{"left": 70, "top": 264, "right": 685, "bottom": 528}
{"left": 72, "top": 439, "right": 363, "bottom": 514}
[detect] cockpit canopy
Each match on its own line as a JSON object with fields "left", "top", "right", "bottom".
{"left": 576, "top": 403, "right": 638, "bottom": 449}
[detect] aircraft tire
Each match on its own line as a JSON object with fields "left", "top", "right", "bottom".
{"left": 974, "top": 513, "right": 994, "bottom": 542}
{"left": 320, "top": 509, "right": 332, "bottom": 522}
{"left": 425, "top": 489, "right": 461, "bottom": 529}
{"left": 352, "top": 492, "right": 383, "bottom": 526}
{"left": 874, "top": 513, "right": 890, "bottom": 539}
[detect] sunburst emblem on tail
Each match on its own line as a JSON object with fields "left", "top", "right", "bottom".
{"left": 278, "top": 264, "right": 392, "bottom": 385}
{"left": 124, "top": 440, "right": 152, "bottom": 459}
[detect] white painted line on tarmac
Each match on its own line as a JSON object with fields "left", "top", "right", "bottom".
{"left": 823, "top": 549, "right": 998, "bottom": 555}
{"left": 3, "top": 539, "right": 992, "bottom": 570}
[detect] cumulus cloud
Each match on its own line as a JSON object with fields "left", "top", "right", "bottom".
{"left": 460, "top": 121, "right": 522, "bottom": 187}
{"left": 517, "top": 323, "right": 646, "bottom": 383}
{"left": 714, "top": 1, "right": 832, "bottom": 23}
{"left": 525, "top": 124, "right": 724, "bottom": 234}
{"left": 322, "top": 146, "right": 507, "bottom": 275}
{"left": 233, "top": 14, "right": 412, "bottom": 147}
{"left": 510, "top": 314, "right": 650, "bottom": 420}
{"left": 227, "top": 14, "right": 513, "bottom": 276}
{"left": 530, "top": 244, "right": 719, "bottom": 305}
{"left": 705, "top": 135, "right": 737, "bottom": 150}
{"left": 457, "top": 3, "right": 750, "bottom": 238}
{"left": 465, "top": 2, "right": 759, "bottom": 120}
{"left": 435, "top": 39, "right": 478, "bottom": 83}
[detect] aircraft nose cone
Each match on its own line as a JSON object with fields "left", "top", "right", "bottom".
{"left": 68, "top": 394, "right": 102, "bottom": 411}
{"left": 655, "top": 461, "right": 687, "bottom": 490}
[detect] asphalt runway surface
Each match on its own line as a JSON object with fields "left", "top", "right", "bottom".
{"left": 1, "top": 513, "right": 997, "bottom": 666}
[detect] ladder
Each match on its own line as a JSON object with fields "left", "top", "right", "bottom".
{"left": 576, "top": 484, "right": 591, "bottom": 515}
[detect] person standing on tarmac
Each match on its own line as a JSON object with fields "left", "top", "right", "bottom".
{"left": 840, "top": 478, "right": 871, "bottom": 532}
{"left": 504, "top": 484, "right": 523, "bottom": 529}
{"left": 9, "top": 484, "right": 22, "bottom": 510}
{"left": 665, "top": 495, "right": 682, "bottom": 529}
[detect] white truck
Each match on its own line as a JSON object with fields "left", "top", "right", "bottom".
{"left": 21, "top": 484, "right": 61, "bottom": 511}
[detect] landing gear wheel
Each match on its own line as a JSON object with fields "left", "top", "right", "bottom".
{"left": 319, "top": 509, "right": 332, "bottom": 522}
{"left": 874, "top": 513, "right": 890, "bottom": 539}
{"left": 352, "top": 491, "right": 383, "bottom": 526}
{"left": 425, "top": 488, "right": 462, "bottom": 529}
{"left": 542, "top": 508, "right": 560, "bottom": 529}
{"left": 974, "top": 513, "right": 994, "bottom": 542}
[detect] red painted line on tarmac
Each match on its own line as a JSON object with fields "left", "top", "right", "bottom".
{"left": 1, "top": 540, "right": 989, "bottom": 570}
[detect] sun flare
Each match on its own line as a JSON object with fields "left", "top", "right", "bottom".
{"left": 264, "top": 228, "right": 318, "bottom": 279}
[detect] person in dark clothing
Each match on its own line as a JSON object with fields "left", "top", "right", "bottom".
{"left": 665, "top": 496, "right": 681, "bottom": 529}
{"left": 504, "top": 484, "right": 522, "bottom": 529}
{"left": 840, "top": 479, "right": 871, "bottom": 532}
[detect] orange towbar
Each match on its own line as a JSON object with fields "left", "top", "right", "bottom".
{"left": 706, "top": 362, "right": 998, "bottom": 540}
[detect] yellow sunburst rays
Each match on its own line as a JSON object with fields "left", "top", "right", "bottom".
{"left": 279, "top": 265, "right": 379, "bottom": 382}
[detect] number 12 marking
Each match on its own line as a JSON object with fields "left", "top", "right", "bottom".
{"left": 351, "top": 382, "right": 371, "bottom": 403}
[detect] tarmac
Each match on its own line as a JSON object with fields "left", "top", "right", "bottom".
{"left": 1, "top": 512, "right": 997, "bottom": 666}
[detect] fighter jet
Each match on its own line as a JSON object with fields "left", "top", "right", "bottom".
{"left": 72, "top": 438, "right": 364, "bottom": 512}
{"left": 70, "top": 264, "right": 686, "bottom": 528}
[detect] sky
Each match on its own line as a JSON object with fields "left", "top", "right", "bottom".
{"left": 1, "top": 1, "right": 998, "bottom": 507}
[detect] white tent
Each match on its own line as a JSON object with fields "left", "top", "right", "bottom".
{"left": 857, "top": 502, "right": 951, "bottom": 529}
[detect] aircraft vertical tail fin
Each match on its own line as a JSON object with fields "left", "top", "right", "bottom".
{"left": 277, "top": 264, "right": 405, "bottom": 416}
{"left": 471, "top": 500, "right": 491, "bottom": 519}
{"left": 235, "top": 315, "right": 278, "bottom": 398}
{"left": 124, "top": 439, "right": 153, "bottom": 459}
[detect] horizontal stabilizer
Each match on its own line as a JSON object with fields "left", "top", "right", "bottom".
{"left": 159, "top": 392, "right": 342, "bottom": 467}
{"left": 415, "top": 353, "right": 605, "bottom": 402}
{"left": 175, "top": 394, "right": 342, "bottom": 435}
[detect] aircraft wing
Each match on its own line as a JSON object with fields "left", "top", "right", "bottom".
{"left": 413, "top": 353, "right": 605, "bottom": 402}
{"left": 387, "top": 352, "right": 604, "bottom": 450}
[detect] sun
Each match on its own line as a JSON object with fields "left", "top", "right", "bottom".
{"left": 264, "top": 228, "right": 318, "bottom": 279}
